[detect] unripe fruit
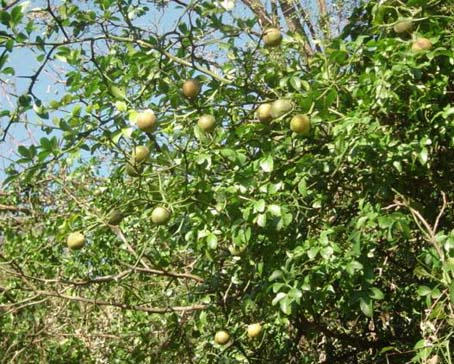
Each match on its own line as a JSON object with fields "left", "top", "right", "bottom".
{"left": 214, "top": 330, "right": 230, "bottom": 345}
{"left": 256, "top": 103, "right": 273, "bottom": 123}
{"left": 151, "top": 207, "right": 171, "bottom": 225}
{"left": 411, "top": 38, "right": 432, "bottom": 52}
{"left": 198, "top": 114, "right": 216, "bottom": 132}
{"left": 270, "top": 99, "right": 293, "bottom": 119}
{"left": 125, "top": 161, "right": 143, "bottom": 177}
{"left": 132, "top": 145, "right": 150, "bottom": 163}
{"left": 107, "top": 210, "right": 124, "bottom": 225}
{"left": 67, "top": 232, "right": 85, "bottom": 250}
{"left": 393, "top": 19, "right": 413, "bottom": 34}
{"left": 290, "top": 114, "right": 311, "bottom": 135}
{"left": 263, "top": 27, "right": 282, "bottom": 47}
{"left": 247, "top": 323, "right": 263, "bottom": 338}
{"left": 136, "top": 110, "right": 157, "bottom": 133}
{"left": 183, "top": 79, "right": 201, "bottom": 99}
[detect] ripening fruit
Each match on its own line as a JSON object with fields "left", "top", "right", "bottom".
{"left": 151, "top": 207, "right": 171, "bottom": 225}
{"left": 263, "top": 27, "right": 282, "bottom": 47}
{"left": 411, "top": 38, "right": 432, "bottom": 52}
{"left": 214, "top": 330, "right": 230, "bottom": 345}
{"left": 393, "top": 19, "right": 413, "bottom": 34}
{"left": 290, "top": 114, "right": 311, "bottom": 135}
{"left": 198, "top": 114, "right": 216, "bottom": 132}
{"left": 136, "top": 110, "right": 157, "bottom": 133}
{"left": 183, "top": 79, "right": 201, "bottom": 99}
{"left": 247, "top": 323, "right": 263, "bottom": 338}
{"left": 107, "top": 210, "right": 124, "bottom": 225}
{"left": 270, "top": 99, "right": 293, "bottom": 119}
{"left": 67, "top": 232, "right": 85, "bottom": 250}
{"left": 132, "top": 145, "right": 150, "bottom": 163}
{"left": 256, "top": 103, "right": 273, "bottom": 123}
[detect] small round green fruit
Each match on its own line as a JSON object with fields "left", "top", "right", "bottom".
{"left": 107, "top": 210, "right": 124, "bottom": 225}
{"left": 198, "top": 114, "right": 216, "bottom": 132}
{"left": 247, "top": 323, "right": 263, "bottom": 338}
{"left": 132, "top": 145, "right": 150, "bottom": 163}
{"left": 183, "top": 79, "right": 201, "bottom": 99}
{"left": 393, "top": 19, "right": 413, "bottom": 34}
{"left": 411, "top": 38, "right": 432, "bottom": 52}
{"left": 256, "top": 103, "right": 273, "bottom": 123}
{"left": 290, "top": 114, "right": 311, "bottom": 135}
{"left": 125, "top": 161, "right": 143, "bottom": 177}
{"left": 270, "top": 99, "right": 293, "bottom": 119}
{"left": 214, "top": 330, "right": 230, "bottom": 345}
{"left": 136, "top": 110, "right": 157, "bottom": 133}
{"left": 67, "top": 232, "right": 85, "bottom": 250}
{"left": 151, "top": 207, "right": 171, "bottom": 225}
{"left": 263, "top": 28, "right": 282, "bottom": 47}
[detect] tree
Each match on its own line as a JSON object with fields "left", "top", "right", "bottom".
{"left": 1, "top": 0, "right": 454, "bottom": 363}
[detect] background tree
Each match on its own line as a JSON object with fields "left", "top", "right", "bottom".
{"left": 1, "top": 0, "right": 454, "bottom": 363}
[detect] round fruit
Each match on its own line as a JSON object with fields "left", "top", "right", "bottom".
{"left": 136, "top": 110, "right": 157, "bottom": 133}
{"left": 132, "top": 145, "right": 150, "bottom": 163}
{"left": 411, "top": 38, "right": 432, "bottom": 52}
{"left": 125, "top": 161, "right": 143, "bottom": 177}
{"left": 182, "top": 79, "right": 201, "bottom": 99}
{"left": 151, "top": 207, "right": 171, "bottom": 225}
{"left": 290, "top": 114, "right": 311, "bottom": 135}
{"left": 256, "top": 103, "right": 273, "bottom": 123}
{"left": 270, "top": 99, "right": 293, "bottom": 119}
{"left": 198, "top": 114, "right": 216, "bottom": 132}
{"left": 67, "top": 232, "right": 85, "bottom": 250}
{"left": 214, "top": 330, "right": 230, "bottom": 345}
{"left": 393, "top": 19, "right": 413, "bottom": 34}
{"left": 247, "top": 323, "right": 263, "bottom": 338}
{"left": 263, "top": 27, "right": 282, "bottom": 47}
{"left": 107, "top": 210, "right": 124, "bottom": 225}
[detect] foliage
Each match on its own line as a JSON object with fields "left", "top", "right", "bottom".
{"left": 1, "top": 0, "right": 454, "bottom": 363}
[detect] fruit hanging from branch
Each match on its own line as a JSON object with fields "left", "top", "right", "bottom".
{"left": 132, "top": 145, "right": 150, "bottom": 163}
{"left": 394, "top": 19, "right": 413, "bottom": 34}
{"left": 247, "top": 323, "right": 263, "bottom": 338}
{"left": 198, "top": 114, "right": 216, "bottom": 132}
{"left": 182, "top": 78, "right": 201, "bottom": 99}
{"left": 411, "top": 37, "right": 432, "bottom": 52}
{"left": 151, "top": 207, "right": 171, "bottom": 225}
{"left": 214, "top": 330, "right": 230, "bottom": 345}
{"left": 136, "top": 110, "right": 157, "bottom": 133}
{"left": 263, "top": 27, "right": 282, "bottom": 47}
{"left": 290, "top": 114, "right": 311, "bottom": 135}
{"left": 270, "top": 99, "right": 293, "bottom": 118}
{"left": 256, "top": 103, "right": 273, "bottom": 123}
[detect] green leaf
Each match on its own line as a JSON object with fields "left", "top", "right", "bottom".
{"left": 360, "top": 297, "right": 373, "bottom": 317}
{"left": 260, "top": 155, "right": 274, "bottom": 173}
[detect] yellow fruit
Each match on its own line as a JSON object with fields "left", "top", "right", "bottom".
{"left": 198, "top": 114, "right": 216, "bottom": 132}
{"left": 107, "top": 210, "right": 124, "bottom": 225}
{"left": 411, "top": 38, "right": 432, "bottom": 52}
{"left": 256, "top": 103, "right": 273, "bottom": 123}
{"left": 183, "top": 79, "right": 201, "bottom": 99}
{"left": 214, "top": 330, "right": 230, "bottom": 345}
{"left": 290, "top": 114, "right": 311, "bottom": 135}
{"left": 67, "top": 232, "right": 85, "bottom": 250}
{"left": 125, "top": 161, "right": 143, "bottom": 177}
{"left": 263, "top": 27, "right": 282, "bottom": 47}
{"left": 270, "top": 99, "right": 293, "bottom": 118}
{"left": 393, "top": 19, "right": 413, "bottom": 34}
{"left": 132, "top": 145, "right": 150, "bottom": 163}
{"left": 151, "top": 207, "right": 171, "bottom": 225}
{"left": 247, "top": 323, "right": 263, "bottom": 338}
{"left": 136, "top": 110, "right": 157, "bottom": 133}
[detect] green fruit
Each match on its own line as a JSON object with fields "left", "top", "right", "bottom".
{"left": 151, "top": 207, "right": 171, "bottom": 225}
{"left": 263, "top": 27, "right": 282, "bottom": 47}
{"left": 214, "top": 330, "right": 230, "bottom": 345}
{"left": 67, "top": 232, "right": 85, "bottom": 250}
{"left": 256, "top": 103, "right": 273, "bottom": 123}
{"left": 411, "top": 37, "right": 432, "bottom": 52}
{"left": 125, "top": 161, "right": 143, "bottom": 177}
{"left": 136, "top": 110, "right": 157, "bottom": 132}
{"left": 198, "top": 114, "right": 216, "bottom": 132}
{"left": 183, "top": 79, "right": 201, "bottom": 99}
{"left": 132, "top": 145, "right": 150, "bottom": 163}
{"left": 107, "top": 210, "right": 124, "bottom": 225}
{"left": 290, "top": 114, "right": 311, "bottom": 135}
{"left": 247, "top": 323, "right": 263, "bottom": 338}
{"left": 393, "top": 19, "right": 413, "bottom": 33}
{"left": 270, "top": 99, "right": 293, "bottom": 118}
